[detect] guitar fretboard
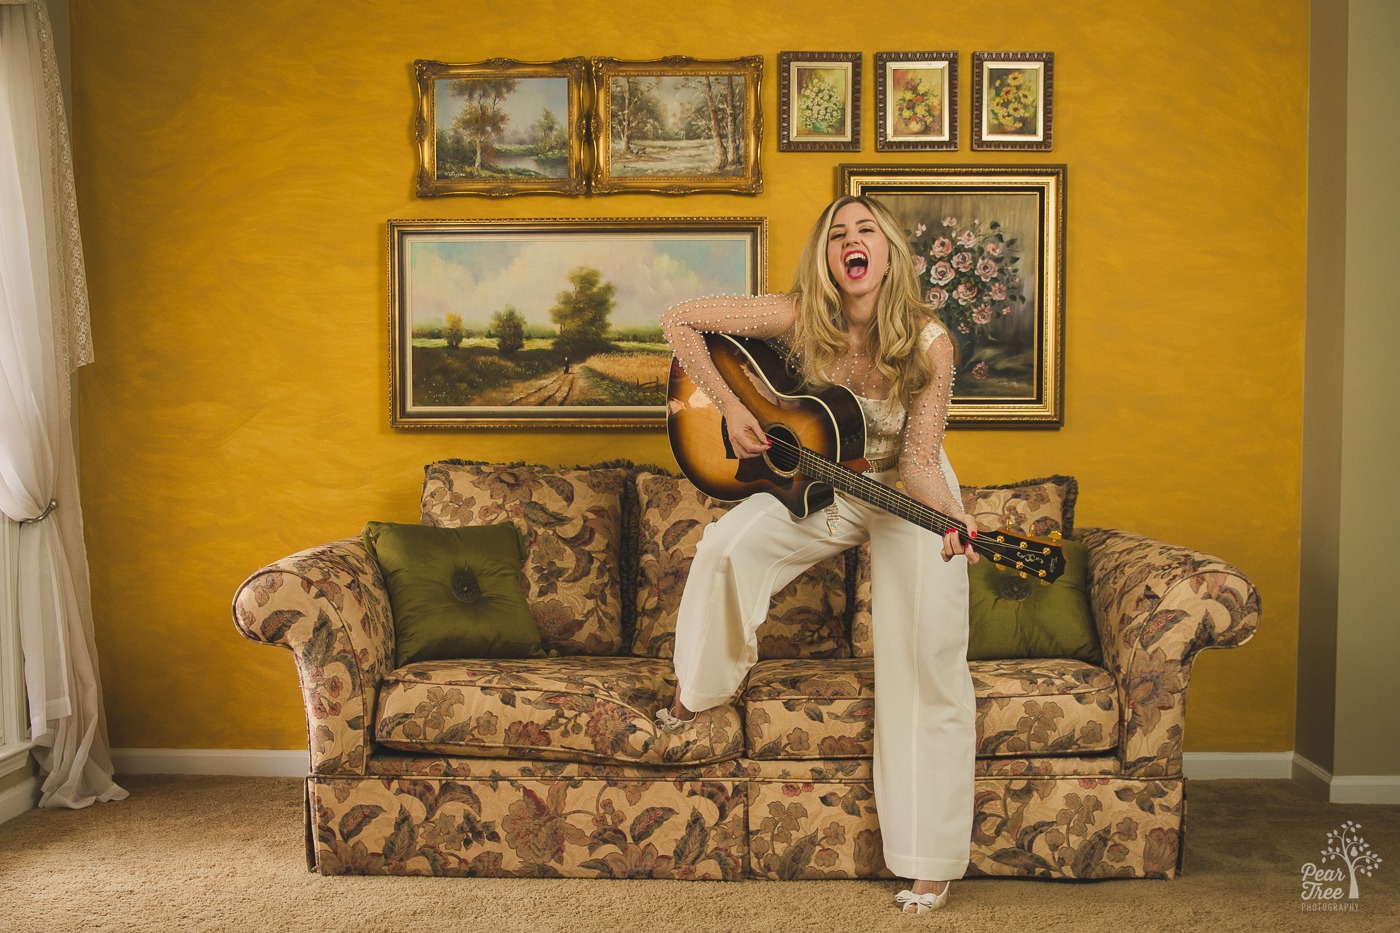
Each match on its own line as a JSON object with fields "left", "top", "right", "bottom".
{"left": 769, "top": 436, "right": 1058, "bottom": 572}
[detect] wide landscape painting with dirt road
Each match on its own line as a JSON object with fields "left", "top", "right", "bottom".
{"left": 390, "top": 219, "right": 763, "bottom": 426}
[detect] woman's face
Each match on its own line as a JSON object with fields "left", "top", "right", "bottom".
{"left": 825, "top": 200, "right": 891, "bottom": 304}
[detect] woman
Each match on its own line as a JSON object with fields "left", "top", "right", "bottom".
{"left": 656, "top": 196, "right": 980, "bottom": 915}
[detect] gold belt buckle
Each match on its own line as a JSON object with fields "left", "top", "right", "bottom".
{"left": 865, "top": 455, "right": 897, "bottom": 473}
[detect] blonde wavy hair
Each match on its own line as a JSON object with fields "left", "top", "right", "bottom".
{"left": 787, "top": 195, "right": 946, "bottom": 409}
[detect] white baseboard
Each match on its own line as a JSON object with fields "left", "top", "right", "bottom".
{"left": 1328, "top": 775, "right": 1400, "bottom": 804}
{"left": 112, "top": 748, "right": 307, "bottom": 778}
{"left": 1292, "top": 752, "right": 1400, "bottom": 804}
{"left": 1183, "top": 751, "right": 1295, "bottom": 779}
{"left": 0, "top": 774, "right": 39, "bottom": 825}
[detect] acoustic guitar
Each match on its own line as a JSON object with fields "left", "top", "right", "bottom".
{"left": 666, "top": 332, "right": 1065, "bottom": 583}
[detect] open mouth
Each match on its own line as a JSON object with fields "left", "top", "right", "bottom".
{"left": 843, "top": 249, "right": 869, "bottom": 280}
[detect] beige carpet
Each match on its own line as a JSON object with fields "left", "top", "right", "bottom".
{"left": 1, "top": 776, "right": 1396, "bottom": 932}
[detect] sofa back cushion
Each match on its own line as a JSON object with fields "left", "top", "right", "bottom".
{"left": 631, "top": 473, "right": 849, "bottom": 660}
{"left": 420, "top": 461, "right": 627, "bottom": 656}
{"left": 850, "top": 475, "right": 1079, "bottom": 658}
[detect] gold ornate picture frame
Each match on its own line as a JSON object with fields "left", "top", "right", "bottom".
{"left": 389, "top": 217, "right": 766, "bottom": 428}
{"left": 414, "top": 58, "right": 590, "bottom": 197}
{"left": 840, "top": 164, "right": 1066, "bottom": 426}
{"left": 590, "top": 56, "right": 763, "bottom": 195}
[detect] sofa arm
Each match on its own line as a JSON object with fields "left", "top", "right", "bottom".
{"left": 232, "top": 537, "right": 395, "bottom": 776}
{"left": 1076, "top": 527, "right": 1261, "bottom": 779}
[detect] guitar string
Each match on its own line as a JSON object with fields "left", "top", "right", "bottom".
{"left": 762, "top": 435, "right": 1055, "bottom": 566}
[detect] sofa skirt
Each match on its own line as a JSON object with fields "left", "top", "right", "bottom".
{"left": 304, "top": 758, "right": 1185, "bottom": 880}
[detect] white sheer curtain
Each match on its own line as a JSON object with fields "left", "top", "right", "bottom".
{"left": 0, "top": 0, "right": 123, "bottom": 808}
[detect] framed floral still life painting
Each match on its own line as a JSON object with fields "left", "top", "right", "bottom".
{"left": 839, "top": 164, "right": 1066, "bottom": 425}
{"left": 778, "top": 51, "right": 861, "bottom": 151}
{"left": 414, "top": 58, "right": 589, "bottom": 197}
{"left": 590, "top": 56, "right": 763, "bottom": 195}
{"left": 972, "top": 52, "right": 1054, "bottom": 151}
{"left": 875, "top": 52, "right": 958, "bottom": 151}
{"left": 389, "top": 217, "right": 767, "bottom": 428}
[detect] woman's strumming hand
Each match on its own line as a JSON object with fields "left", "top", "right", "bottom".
{"left": 725, "top": 404, "right": 770, "bottom": 458}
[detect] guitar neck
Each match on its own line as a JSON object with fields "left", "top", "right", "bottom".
{"left": 787, "top": 445, "right": 966, "bottom": 540}
{"left": 783, "top": 444, "right": 1064, "bottom": 580}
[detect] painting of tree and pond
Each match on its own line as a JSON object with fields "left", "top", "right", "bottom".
{"left": 390, "top": 220, "right": 764, "bottom": 427}
{"left": 434, "top": 76, "right": 572, "bottom": 181}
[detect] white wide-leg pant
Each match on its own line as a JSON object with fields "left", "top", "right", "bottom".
{"left": 673, "top": 464, "right": 975, "bottom": 881}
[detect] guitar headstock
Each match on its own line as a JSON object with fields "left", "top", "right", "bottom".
{"left": 975, "top": 529, "right": 1066, "bottom": 584}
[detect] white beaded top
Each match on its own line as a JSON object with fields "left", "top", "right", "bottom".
{"left": 661, "top": 294, "right": 962, "bottom": 517}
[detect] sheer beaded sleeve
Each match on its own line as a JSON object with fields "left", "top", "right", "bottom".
{"left": 660, "top": 293, "right": 798, "bottom": 415}
{"left": 898, "top": 323, "right": 963, "bottom": 518}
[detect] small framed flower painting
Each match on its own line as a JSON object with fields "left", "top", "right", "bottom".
{"left": 875, "top": 52, "right": 958, "bottom": 151}
{"left": 972, "top": 52, "right": 1054, "bottom": 151}
{"left": 778, "top": 52, "right": 861, "bottom": 151}
{"left": 839, "top": 163, "right": 1066, "bottom": 425}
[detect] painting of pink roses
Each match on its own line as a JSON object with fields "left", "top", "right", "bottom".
{"left": 840, "top": 164, "right": 1066, "bottom": 425}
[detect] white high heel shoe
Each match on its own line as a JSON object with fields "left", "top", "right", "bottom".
{"left": 894, "top": 882, "right": 951, "bottom": 914}
{"left": 653, "top": 707, "right": 695, "bottom": 734}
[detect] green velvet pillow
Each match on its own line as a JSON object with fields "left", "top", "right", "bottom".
{"left": 967, "top": 538, "right": 1102, "bottom": 664}
{"left": 363, "top": 521, "right": 544, "bottom": 667}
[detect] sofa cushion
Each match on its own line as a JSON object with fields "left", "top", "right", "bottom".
{"left": 851, "top": 475, "right": 1079, "bottom": 657}
{"left": 375, "top": 657, "right": 744, "bottom": 766}
{"left": 742, "top": 657, "right": 1117, "bottom": 760}
{"left": 363, "top": 521, "right": 544, "bottom": 667}
{"left": 631, "top": 472, "right": 848, "bottom": 660}
{"left": 420, "top": 462, "right": 627, "bottom": 655}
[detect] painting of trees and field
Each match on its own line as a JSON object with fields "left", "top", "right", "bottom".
{"left": 608, "top": 75, "right": 747, "bottom": 177}
{"left": 403, "top": 230, "right": 756, "bottom": 412}
{"left": 434, "top": 76, "right": 570, "bottom": 181}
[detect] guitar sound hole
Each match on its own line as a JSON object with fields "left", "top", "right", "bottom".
{"left": 764, "top": 424, "right": 801, "bottom": 474}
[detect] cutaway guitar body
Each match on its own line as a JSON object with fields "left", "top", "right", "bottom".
{"left": 666, "top": 333, "right": 867, "bottom": 517}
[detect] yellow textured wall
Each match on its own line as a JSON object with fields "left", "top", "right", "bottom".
{"left": 69, "top": 0, "right": 1307, "bottom": 752}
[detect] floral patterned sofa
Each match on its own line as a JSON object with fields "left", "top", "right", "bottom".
{"left": 231, "top": 459, "right": 1259, "bottom": 880}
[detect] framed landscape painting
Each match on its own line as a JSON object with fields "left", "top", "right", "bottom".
{"left": 389, "top": 217, "right": 766, "bottom": 428}
{"left": 415, "top": 58, "right": 589, "bottom": 197}
{"left": 590, "top": 56, "right": 763, "bottom": 195}
{"left": 839, "top": 164, "right": 1066, "bottom": 425}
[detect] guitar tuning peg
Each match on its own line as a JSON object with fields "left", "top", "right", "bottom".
{"left": 1049, "top": 531, "right": 1063, "bottom": 541}
{"left": 1018, "top": 571, "right": 1028, "bottom": 579}
{"left": 1039, "top": 579, "right": 1051, "bottom": 587}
